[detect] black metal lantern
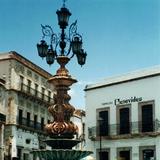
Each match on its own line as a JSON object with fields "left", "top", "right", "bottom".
{"left": 37, "top": 40, "right": 48, "bottom": 58}
{"left": 46, "top": 48, "right": 55, "bottom": 65}
{"left": 56, "top": 7, "right": 71, "bottom": 29}
{"left": 76, "top": 49, "right": 87, "bottom": 66}
{"left": 71, "top": 37, "right": 82, "bottom": 54}
{"left": 37, "top": 1, "right": 87, "bottom": 67}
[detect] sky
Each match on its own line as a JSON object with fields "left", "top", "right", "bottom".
{"left": 0, "top": 0, "right": 160, "bottom": 109}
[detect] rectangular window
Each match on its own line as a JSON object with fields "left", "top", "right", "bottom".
{"left": 23, "top": 153, "right": 29, "bottom": 160}
{"left": 17, "top": 148, "right": 22, "bottom": 160}
{"left": 119, "top": 107, "right": 130, "bottom": 134}
{"left": 119, "top": 151, "right": 130, "bottom": 160}
{"left": 41, "top": 87, "right": 45, "bottom": 100}
{"left": 140, "top": 146, "right": 155, "bottom": 160}
{"left": 35, "top": 84, "right": 38, "bottom": 96}
{"left": 27, "top": 80, "right": 31, "bottom": 93}
{"left": 117, "top": 148, "right": 131, "bottom": 160}
{"left": 98, "top": 110, "right": 109, "bottom": 136}
{"left": 97, "top": 149, "right": 110, "bottom": 160}
{"left": 34, "top": 115, "right": 37, "bottom": 129}
{"left": 20, "top": 76, "right": 24, "bottom": 90}
{"left": 41, "top": 117, "right": 44, "bottom": 130}
{"left": 142, "top": 149, "right": 154, "bottom": 160}
{"left": 27, "top": 112, "right": 30, "bottom": 127}
{"left": 139, "top": 101, "right": 155, "bottom": 133}
{"left": 18, "top": 109, "right": 23, "bottom": 125}
{"left": 82, "top": 122, "right": 85, "bottom": 136}
{"left": 141, "top": 104, "right": 153, "bottom": 132}
{"left": 99, "top": 151, "right": 109, "bottom": 160}
{"left": 48, "top": 91, "right": 51, "bottom": 102}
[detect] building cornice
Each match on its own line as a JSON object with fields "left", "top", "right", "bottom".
{"left": 85, "top": 66, "right": 160, "bottom": 91}
{"left": 0, "top": 51, "right": 52, "bottom": 79}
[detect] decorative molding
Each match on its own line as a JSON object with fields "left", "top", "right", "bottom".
{"left": 34, "top": 105, "right": 39, "bottom": 112}
{"left": 34, "top": 74, "right": 39, "bottom": 82}
{"left": 27, "top": 69, "right": 32, "bottom": 77}
{"left": 27, "top": 102, "right": 32, "bottom": 110}
{"left": 19, "top": 99, "right": 24, "bottom": 106}
{"left": 41, "top": 77, "right": 46, "bottom": 86}
{"left": 40, "top": 107, "right": 45, "bottom": 114}
{"left": 9, "top": 51, "right": 52, "bottom": 79}
{"left": 14, "top": 61, "right": 25, "bottom": 74}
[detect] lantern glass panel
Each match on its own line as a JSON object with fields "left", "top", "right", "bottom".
{"left": 72, "top": 37, "right": 82, "bottom": 54}
{"left": 37, "top": 40, "right": 48, "bottom": 58}
{"left": 77, "top": 51, "right": 87, "bottom": 66}
{"left": 46, "top": 49, "right": 55, "bottom": 65}
{"left": 56, "top": 7, "right": 71, "bottom": 28}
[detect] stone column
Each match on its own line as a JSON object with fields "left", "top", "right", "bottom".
{"left": 110, "top": 147, "right": 116, "bottom": 160}
{"left": 132, "top": 146, "right": 139, "bottom": 160}
{"left": 0, "top": 124, "right": 4, "bottom": 160}
{"left": 156, "top": 138, "right": 160, "bottom": 159}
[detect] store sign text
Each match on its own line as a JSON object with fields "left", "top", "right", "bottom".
{"left": 102, "top": 96, "right": 143, "bottom": 106}
{"left": 114, "top": 96, "right": 142, "bottom": 105}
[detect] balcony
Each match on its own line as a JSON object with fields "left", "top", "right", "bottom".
{"left": 17, "top": 117, "right": 46, "bottom": 134}
{"left": 18, "top": 83, "right": 53, "bottom": 104}
{"left": 88, "top": 120, "right": 160, "bottom": 140}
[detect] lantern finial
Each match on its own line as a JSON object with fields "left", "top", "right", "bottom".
{"left": 63, "top": 0, "right": 67, "bottom": 7}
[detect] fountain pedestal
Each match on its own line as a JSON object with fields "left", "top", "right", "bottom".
{"left": 32, "top": 56, "right": 92, "bottom": 160}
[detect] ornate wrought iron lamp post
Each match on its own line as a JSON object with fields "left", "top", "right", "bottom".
{"left": 37, "top": 1, "right": 87, "bottom": 67}
{"left": 37, "top": 0, "right": 87, "bottom": 139}
{"left": 35, "top": 3, "right": 92, "bottom": 160}
{"left": 98, "top": 117, "right": 104, "bottom": 160}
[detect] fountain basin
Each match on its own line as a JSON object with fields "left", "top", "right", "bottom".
{"left": 45, "top": 138, "right": 81, "bottom": 149}
{"left": 32, "top": 149, "right": 93, "bottom": 160}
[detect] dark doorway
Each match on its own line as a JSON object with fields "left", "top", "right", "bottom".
{"left": 143, "top": 149, "right": 154, "bottom": 160}
{"left": 99, "top": 151, "right": 109, "bottom": 160}
{"left": 18, "top": 109, "right": 23, "bottom": 125}
{"left": 17, "top": 148, "right": 22, "bottom": 160}
{"left": 99, "top": 110, "right": 109, "bottom": 136}
{"left": 141, "top": 104, "right": 153, "bottom": 132}
{"left": 23, "top": 153, "right": 29, "bottom": 160}
{"left": 34, "top": 115, "right": 37, "bottom": 129}
{"left": 27, "top": 112, "right": 30, "bottom": 127}
{"left": 119, "top": 108, "right": 130, "bottom": 134}
{"left": 119, "top": 150, "right": 130, "bottom": 160}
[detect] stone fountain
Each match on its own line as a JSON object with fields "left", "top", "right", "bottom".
{"left": 32, "top": 56, "right": 92, "bottom": 159}
{"left": 33, "top": 1, "right": 92, "bottom": 158}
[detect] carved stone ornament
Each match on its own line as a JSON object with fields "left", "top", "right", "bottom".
{"left": 45, "top": 56, "right": 78, "bottom": 138}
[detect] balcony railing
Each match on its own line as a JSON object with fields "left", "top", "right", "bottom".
{"left": 17, "top": 117, "right": 46, "bottom": 133}
{"left": 88, "top": 120, "right": 160, "bottom": 140}
{"left": 20, "top": 83, "right": 53, "bottom": 103}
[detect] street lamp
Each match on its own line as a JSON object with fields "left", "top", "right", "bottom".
{"left": 35, "top": 1, "right": 93, "bottom": 159}
{"left": 37, "top": 0, "right": 87, "bottom": 67}
{"left": 98, "top": 117, "right": 104, "bottom": 160}
{"left": 36, "top": 0, "right": 87, "bottom": 141}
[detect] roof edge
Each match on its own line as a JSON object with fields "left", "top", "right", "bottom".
{"left": 85, "top": 65, "right": 160, "bottom": 91}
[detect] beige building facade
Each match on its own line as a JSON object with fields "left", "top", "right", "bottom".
{"left": 0, "top": 51, "right": 86, "bottom": 160}
{"left": 0, "top": 51, "right": 54, "bottom": 160}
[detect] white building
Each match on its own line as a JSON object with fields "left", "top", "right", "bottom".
{"left": 72, "top": 109, "right": 86, "bottom": 150}
{"left": 85, "top": 66, "right": 160, "bottom": 160}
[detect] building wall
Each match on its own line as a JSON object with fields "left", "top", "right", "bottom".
{"left": 0, "top": 52, "right": 55, "bottom": 159}
{"left": 0, "top": 60, "right": 11, "bottom": 89}
{"left": 0, "top": 84, "right": 6, "bottom": 115}
{"left": 86, "top": 76, "right": 160, "bottom": 126}
{"left": 85, "top": 66, "right": 160, "bottom": 160}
